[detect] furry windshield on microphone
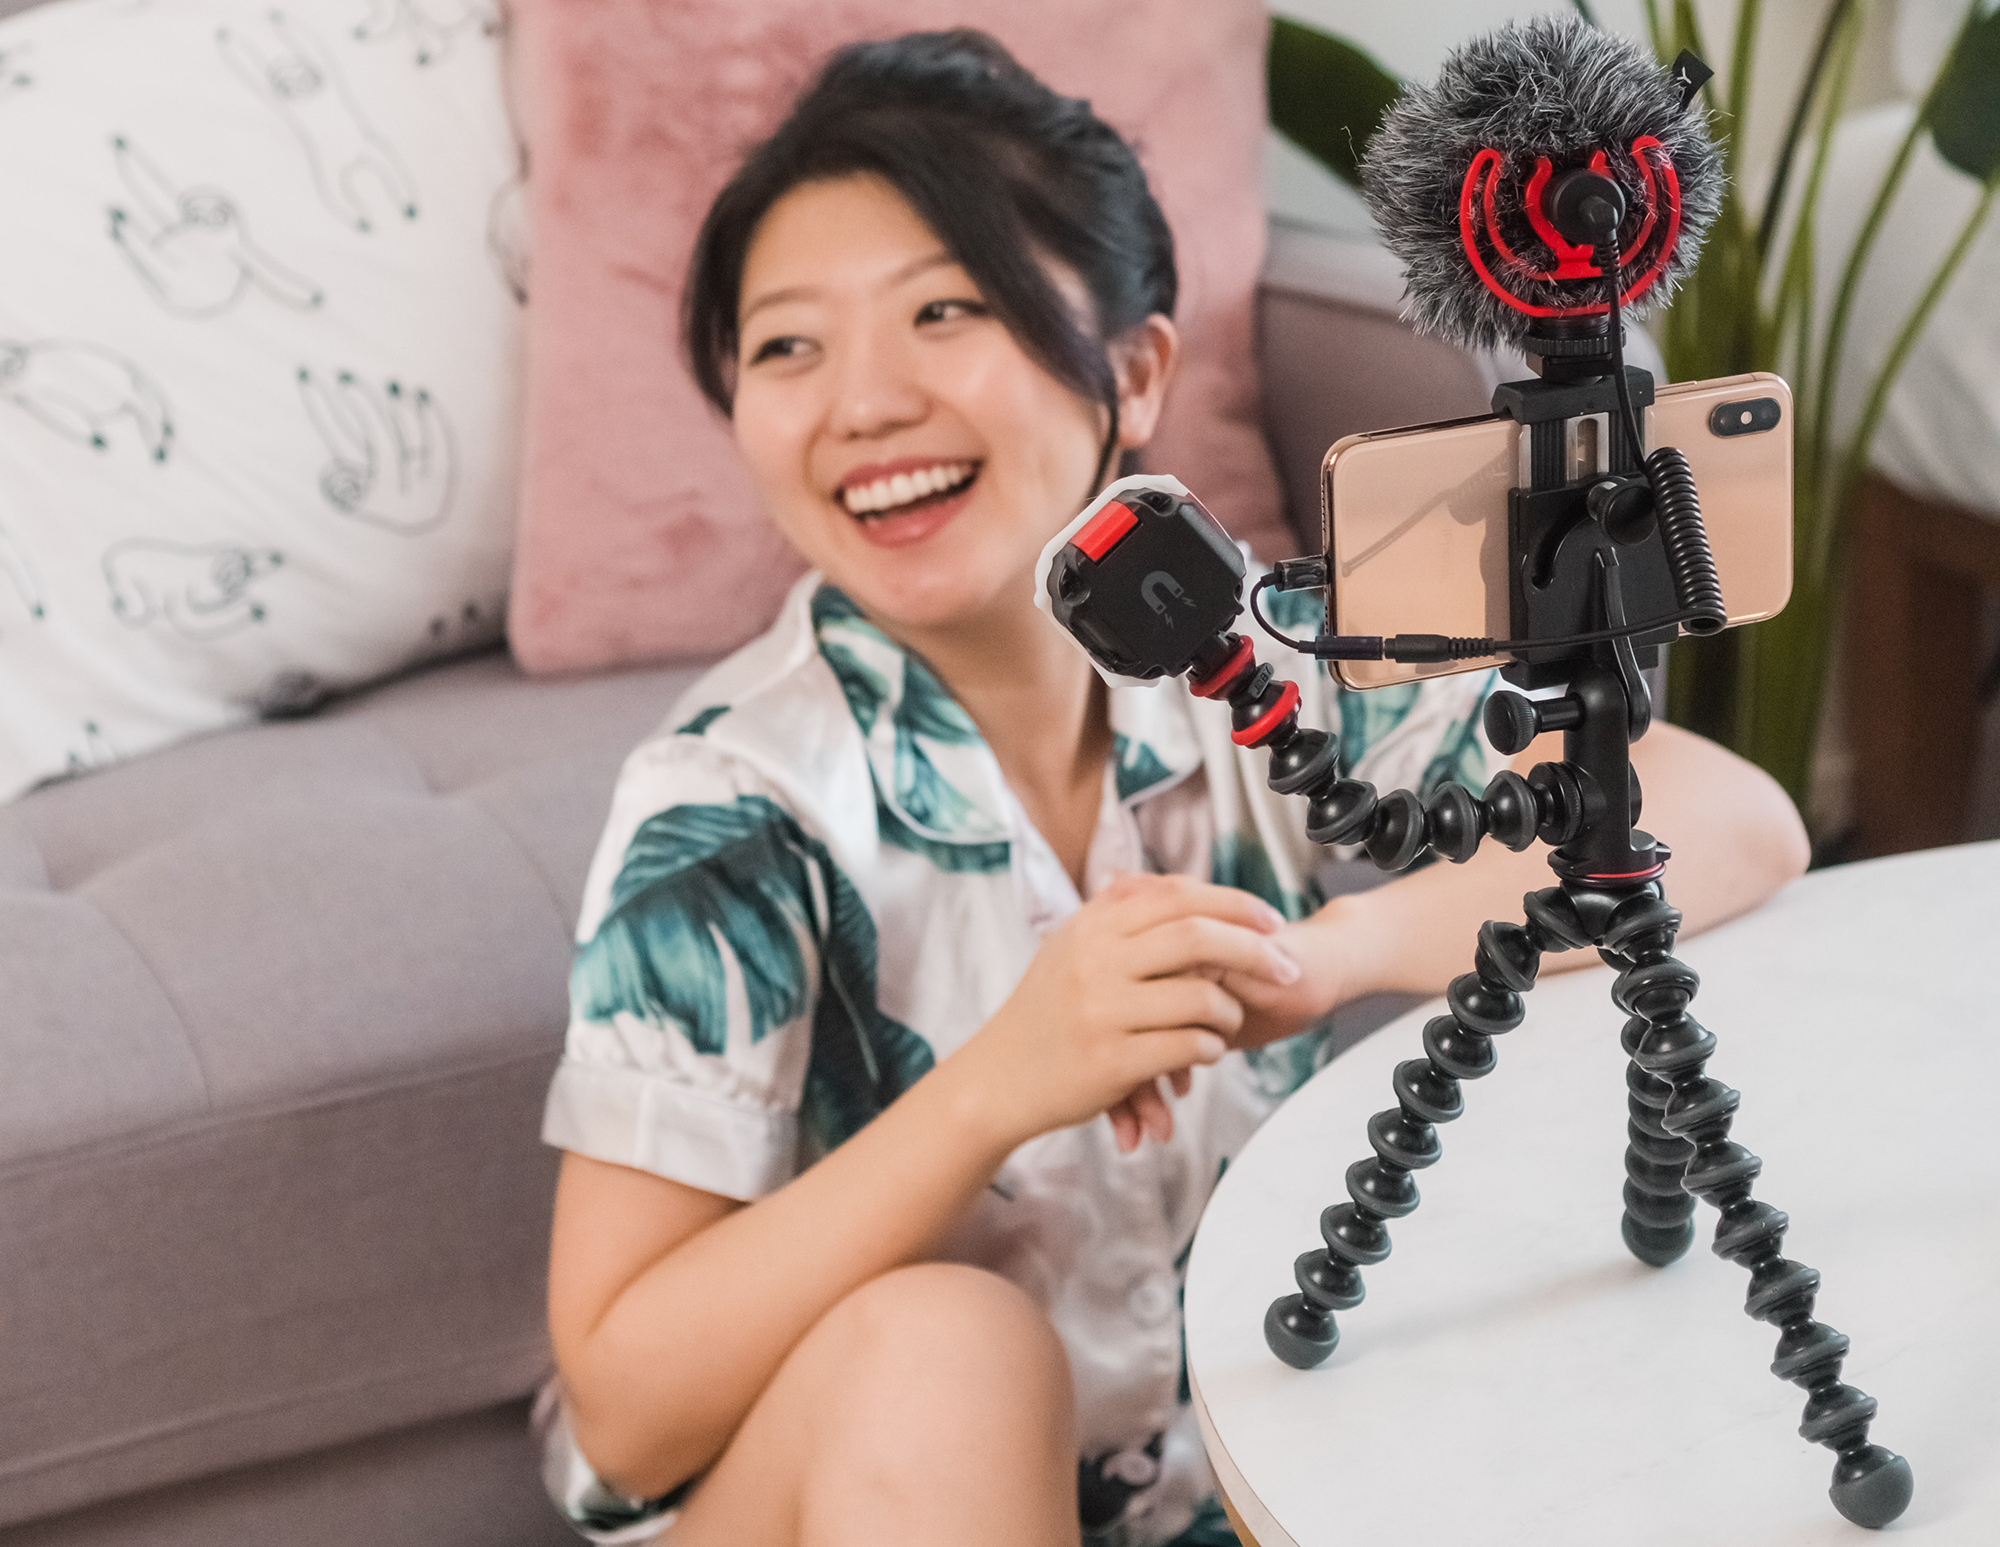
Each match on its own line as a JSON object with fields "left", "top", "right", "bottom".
{"left": 1360, "top": 14, "right": 1723, "bottom": 353}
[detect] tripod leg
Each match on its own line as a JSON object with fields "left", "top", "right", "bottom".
{"left": 1263, "top": 902, "right": 1569, "bottom": 1369}
{"left": 1618, "top": 1016, "right": 1697, "bottom": 1265}
{"left": 1604, "top": 893, "right": 1914, "bottom": 1529}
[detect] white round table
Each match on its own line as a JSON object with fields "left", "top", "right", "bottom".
{"left": 1187, "top": 842, "right": 2000, "bottom": 1546}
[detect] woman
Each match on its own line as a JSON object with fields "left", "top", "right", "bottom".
{"left": 538, "top": 31, "right": 1808, "bottom": 1547}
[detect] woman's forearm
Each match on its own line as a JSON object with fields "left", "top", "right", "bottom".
{"left": 560, "top": 1060, "right": 1017, "bottom": 1498}
{"left": 1323, "top": 722, "right": 1809, "bottom": 1001}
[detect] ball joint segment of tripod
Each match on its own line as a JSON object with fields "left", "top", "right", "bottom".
{"left": 1185, "top": 631, "right": 1579, "bottom": 872}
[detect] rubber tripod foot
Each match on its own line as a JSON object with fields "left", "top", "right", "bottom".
{"left": 1621, "top": 1212, "right": 1695, "bottom": 1267}
{"left": 1830, "top": 1446, "right": 1914, "bottom": 1529}
{"left": 1263, "top": 1294, "right": 1339, "bottom": 1370}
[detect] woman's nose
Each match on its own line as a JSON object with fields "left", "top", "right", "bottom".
{"left": 826, "top": 329, "right": 927, "bottom": 440}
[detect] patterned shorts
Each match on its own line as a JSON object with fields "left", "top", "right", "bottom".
{"left": 532, "top": 1382, "right": 1241, "bottom": 1546}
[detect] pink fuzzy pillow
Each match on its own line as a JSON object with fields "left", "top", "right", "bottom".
{"left": 508, "top": 0, "right": 1283, "bottom": 673}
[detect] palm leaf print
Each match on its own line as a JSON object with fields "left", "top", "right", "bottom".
{"left": 574, "top": 794, "right": 936, "bottom": 1151}
{"left": 573, "top": 797, "right": 820, "bottom": 1053}
{"left": 802, "top": 852, "right": 937, "bottom": 1152}
{"left": 878, "top": 797, "right": 1010, "bottom": 872}
{"left": 675, "top": 705, "right": 729, "bottom": 737}
{"left": 1336, "top": 680, "right": 1420, "bottom": 772}
{"left": 1263, "top": 581, "right": 1325, "bottom": 635}
{"left": 1111, "top": 732, "right": 1175, "bottom": 802}
{"left": 1208, "top": 831, "right": 1296, "bottom": 918}
{"left": 809, "top": 583, "right": 868, "bottom": 629}
{"left": 1417, "top": 689, "right": 1494, "bottom": 798}
{"left": 812, "top": 586, "right": 890, "bottom": 733}
{"left": 1243, "top": 1020, "right": 1336, "bottom": 1100}
{"left": 817, "top": 637, "right": 889, "bottom": 735}
{"left": 812, "top": 583, "right": 1005, "bottom": 853}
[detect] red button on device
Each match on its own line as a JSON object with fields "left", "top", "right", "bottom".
{"left": 1072, "top": 500, "right": 1138, "bottom": 561}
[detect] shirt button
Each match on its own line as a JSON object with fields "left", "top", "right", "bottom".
{"left": 1104, "top": 1447, "right": 1161, "bottom": 1489}
{"left": 1129, "top": 1277, "right": 1177, "bottom": 1326}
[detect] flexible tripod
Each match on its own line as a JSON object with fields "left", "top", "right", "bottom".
{"left": 1167, "top": 342, "right": 1913, "bottom": 1530}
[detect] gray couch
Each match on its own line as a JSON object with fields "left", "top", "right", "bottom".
{"left": 0, "top": 184, "right": 1524, "bottom": 1544}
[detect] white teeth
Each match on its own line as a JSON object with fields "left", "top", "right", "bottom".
{"left": 840, "top": 461, "right": 974, "bottom": 516}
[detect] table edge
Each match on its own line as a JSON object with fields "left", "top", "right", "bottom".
{"left": 1190, "top": 1367, "right": 1299, "bottom": 1547}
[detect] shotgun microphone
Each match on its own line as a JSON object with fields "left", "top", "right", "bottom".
{"left": 1360, "top": 13, "right": 1723, "bottom": 355}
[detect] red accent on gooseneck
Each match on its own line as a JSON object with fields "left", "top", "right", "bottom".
{"left": 1232, "top": 680, "right": 1301, "bottom": 747}
{"left": 1189, "top": 635, "right": 1255, "bottom": 699}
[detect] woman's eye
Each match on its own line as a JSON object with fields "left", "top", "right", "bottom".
{"left": 915, "top": 298, "right": 988, "bottom": 326}
{"left": 748, "top": 335, "right": 813, "bottom": 365}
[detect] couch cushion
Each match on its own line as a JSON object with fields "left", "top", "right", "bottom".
{"left": 0, "top": 651, "right": 701, "bottom": 1527}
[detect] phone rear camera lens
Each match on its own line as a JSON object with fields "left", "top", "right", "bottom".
{"left": 1710, "top": 397, "right": 1782, "bottom": 437}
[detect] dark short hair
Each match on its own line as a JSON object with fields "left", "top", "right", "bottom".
{"left": 683, "top": 30, "right": 1177, "bottom": 472}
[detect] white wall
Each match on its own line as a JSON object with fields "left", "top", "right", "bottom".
{"left": 1267, "top": 1, "right": 1913, "bottom": 233}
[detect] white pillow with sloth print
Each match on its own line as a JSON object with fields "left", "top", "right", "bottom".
{"left": 0, "top": 0, "right": 525, "bottom": 800}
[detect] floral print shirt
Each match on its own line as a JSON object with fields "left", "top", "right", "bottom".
{"left": 539, "top": 572, "right": 1497, "bottom": 1546}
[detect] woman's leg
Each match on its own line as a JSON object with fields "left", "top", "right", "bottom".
{"left": 668, "top": 1261, "right": 1080, "bottom": 1547}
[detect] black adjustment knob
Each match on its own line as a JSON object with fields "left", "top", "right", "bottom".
{"left": 1483, "top": 690, "right": 1584, "bottom": 756}
{"left": 1587, "top": 475, "right": 1657, "bottom": 545}
{"left": 1484, "top": 692, "right": 1540, "bottom": 756}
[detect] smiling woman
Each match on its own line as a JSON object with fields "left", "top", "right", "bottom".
{"left": 534, "top": 27, "right": 1809, "bottom": 1547}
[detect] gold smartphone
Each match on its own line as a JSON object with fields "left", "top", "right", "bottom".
{"left": 1320, "top": 372, "right": 1794, "bottom": 690}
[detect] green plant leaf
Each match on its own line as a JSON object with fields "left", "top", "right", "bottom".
{"left": 1266, "top": 16, "right": 1402, "bottom": 188}
{"left": 1929, "top": 3, "right": 2000, "bottom": 181}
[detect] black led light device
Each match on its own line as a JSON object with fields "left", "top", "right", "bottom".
{"left": 1045, "top": 486, "right": 1246, "bottom": 680}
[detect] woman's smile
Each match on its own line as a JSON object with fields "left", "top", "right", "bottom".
{"left": 835, "top": 456, "right": 983, "bottom": 548}
{"left": 836, "top": 458, "right": 980, "bottom": 517}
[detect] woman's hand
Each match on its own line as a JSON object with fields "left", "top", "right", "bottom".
{"left": 1105, "top": 910, "right": 1355, "bottom": 1149}
{"left": 944, "top": 873, "right": 1300, "bottom": 1154}
{"left": 1216, "top": 912, "right": 1353, "bottom": 1051}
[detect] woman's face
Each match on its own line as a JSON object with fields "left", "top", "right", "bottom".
{"left": 731, "top": 172, "right": 1173, "bottom": 635}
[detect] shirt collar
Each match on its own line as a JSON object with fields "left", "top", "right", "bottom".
{"left": 808, "top": 583, "right": 1204, "bottom": 848}
{"left": 810, "top": 584, "right": 1013, "bottom": 846}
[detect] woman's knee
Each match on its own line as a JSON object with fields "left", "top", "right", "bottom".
{"left": 810, "top": 1262, "right": 1073, "bottom": 1415}
{"left": 672, "top": 1265, "right": 1078, "bottom": 1546}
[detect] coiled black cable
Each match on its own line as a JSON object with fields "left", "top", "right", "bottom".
{"left": 1645, "top": 445, "right": 1726, "bottom": 633}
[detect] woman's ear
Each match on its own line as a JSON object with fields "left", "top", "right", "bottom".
{"left": 1109, "top": 314, "right": 1181, "bottom": 452}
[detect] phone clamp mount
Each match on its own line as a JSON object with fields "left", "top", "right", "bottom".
{"left": 1042, "top": 326, "right": 1912, "bottom": 1530}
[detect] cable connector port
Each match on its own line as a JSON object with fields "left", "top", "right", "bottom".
{"left": 1272, "top": 555, "right": 1328, "bottom": 592}
{"left": 1381, "top": 635, "right": 1497, "bottom": 663}
{"left": 1311, "top": 634, "right": 1498, "bottom": 663}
